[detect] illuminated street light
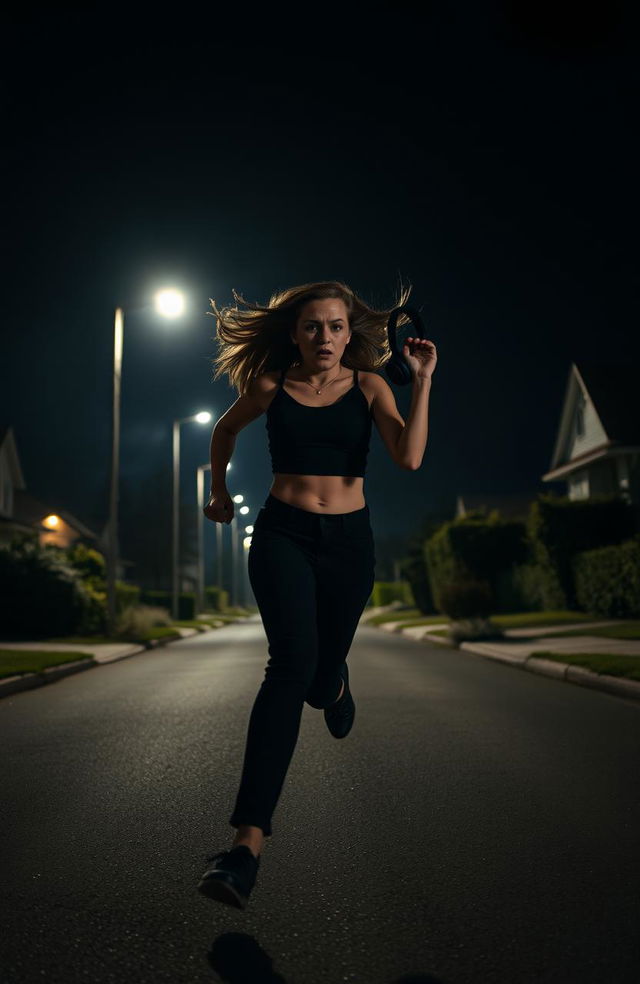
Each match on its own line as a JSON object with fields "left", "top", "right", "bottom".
{"left": 154, "top": 288, "right": 185, "bottom": 318}
{"left": 106, "top": 288, "right": 188, "bottom": 636}
{"left": 172, "top": 411, "right": 213, "bottom": 621}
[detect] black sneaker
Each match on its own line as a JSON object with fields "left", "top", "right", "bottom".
{"left": 197, "top": 845, "right": 260, "bottom": 909}
{"left": 324, "top": 662, "right": 355, "bottom": 739}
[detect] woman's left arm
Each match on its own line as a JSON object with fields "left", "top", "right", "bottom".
{"left": 395, "top": 337, "right": 438, "bottom": 471}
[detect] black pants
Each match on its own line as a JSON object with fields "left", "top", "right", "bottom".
{"left": 229, "top": 492, "right": 376, "bottom": 837}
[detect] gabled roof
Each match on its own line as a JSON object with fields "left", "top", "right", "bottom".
{"left": 575, "top": 361, "right": 640, "bottom": 445}
{"left": 13, "top": 489, "right": 99, "bottom": 540}
{"left": 0, "top": 425, "right": 26, "bottom": 490}
{"left": 547, "top": 361, "right": 640, "bottom": 473}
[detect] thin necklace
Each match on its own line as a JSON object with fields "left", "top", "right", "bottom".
{"left": 297, "top": 365, "right": 344, "bottom": 395}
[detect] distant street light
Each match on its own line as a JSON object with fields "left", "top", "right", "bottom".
{"left": 106, "top": 289, "right": 187, "bottom": 637}
{"left": 172, "top": 411, "right": 211, "bottom": 620}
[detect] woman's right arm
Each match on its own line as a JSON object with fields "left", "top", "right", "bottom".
{"left": 204, "top": 374, "right": 275, "bottom": 524}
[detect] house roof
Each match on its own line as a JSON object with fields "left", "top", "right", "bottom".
{"left": 575, "top": 361, "right": 640, "bottom": 445}
{"left": 13, "top": 489, "right": 99, "bottom": 540}
{"left": 0, "top": 425, "right": 26, "bottom": 490}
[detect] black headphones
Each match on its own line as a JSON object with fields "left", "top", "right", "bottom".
{"left": 384, "top": 304, "right": 428, "bottom": 386}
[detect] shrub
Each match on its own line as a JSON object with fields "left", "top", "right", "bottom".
{"left": 114, "top": 604, "right": 172, "bottom": 640}
{"left": 447, "top": 617, "right": 504, "bottom": 645}
{"left": 426, "top": 514, "right": 529, "bottom": 614}
{"left": 527, "top": 493, "right": 635, "bottom": 609}
{"left": 371, "top": 581, "right": 414, "bottom": 607}
{"left": 399, "top": 547, "right": 434, "bottom": 614}
{"left": 204, "top": 586, "right": 230, "bottom": 612}
{"left": 439, "top": 579, "right": 494, "bottom": 619}
{"left": 0, "top": 537, "right": 94, "bottom": 638}
{"left": 574, "top": 535, "right": 640, "bottom": 617}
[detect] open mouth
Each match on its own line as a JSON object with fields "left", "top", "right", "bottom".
{"left": 316, "top": 350, "right": 332, "bottom": 356}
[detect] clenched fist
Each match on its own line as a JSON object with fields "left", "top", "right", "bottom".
{"left": 203, "top": 491, "right": 234, "bottom": 524}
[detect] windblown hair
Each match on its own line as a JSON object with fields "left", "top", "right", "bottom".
{"left": 208, "top": 278, "right": 413, "bottom": 396}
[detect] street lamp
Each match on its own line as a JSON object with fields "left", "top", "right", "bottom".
{"left": 196, "top": 459, "right": 233, "bottom": 614}
{"left": 106, "top": 288, "right": 186, "bottom": 637}
{"left": 172, "top": 411, "right": 211, "bottom": 620}
{"left": 241, "top": 529, "right": 253, "bottom": 607}
{"left": 230, "top": 494, "right": 251, "bottom": 608}
{"left": 154, "top": 289, "right": 185, "bottom": 319}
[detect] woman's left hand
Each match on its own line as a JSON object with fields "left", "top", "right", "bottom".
{"left": 403, "top": 337, "right": 438, "bottom": 380}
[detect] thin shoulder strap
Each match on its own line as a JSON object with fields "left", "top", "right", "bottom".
{"left": 353, "top": 368, "right": 359, "bottom": 388}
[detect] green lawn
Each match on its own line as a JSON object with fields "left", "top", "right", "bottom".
{"left": 530, "top": 621, "right": 640, "bottom": 640}
{"left": 530, "top": 651, "right": 640, "bottom": 682}
{"left": 365, "top": 609, "right": 431, "bottom": 625}
{"left": 0, "top": 611, "right": 249, "bottom": 681}
{"left": 490, "top": 611, "right": 604, "bottom": 628}
{"left": 370, "top": 609, "right": 624, "bottom": 632}
{"left": 0, "top": 650, "right": 94, "bottom": 678}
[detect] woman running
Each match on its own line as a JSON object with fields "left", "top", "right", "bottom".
{"left": 197, "top": 279, "right": 436, "bottom": 908}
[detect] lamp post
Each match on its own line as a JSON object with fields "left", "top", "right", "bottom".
{"left": 230, "top": 494, "right": 251, "bottom": 608}
{"left": 241, "top": 529, "right": 253, "bottom": 607}
{"left": 172, "top": 411, "right": 211, "bottom": 620}
{"left": 105, "top": 288, "right": 186, "bottom": 637}
{"left": 196, "top": 460, "right": 233, "bottom": 614}
{"left": 196, "top": 466, "right": 206, "bottom": 615}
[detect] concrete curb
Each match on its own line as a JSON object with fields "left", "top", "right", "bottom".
{"left": 0, "top": 627, "right": 206, "bottom": 701}
{"left": 0, "top": 657, "right": 97, "bottom": 697}
{"left": 367, "top": 614, "right": 640, "bottom": 704}
{"left": 471, "top": 644, "right": 640, "bottom": 703}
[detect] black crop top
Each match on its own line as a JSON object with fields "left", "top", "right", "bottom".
{"left": 265, "top": 367, "right": 373, "bottom": 477}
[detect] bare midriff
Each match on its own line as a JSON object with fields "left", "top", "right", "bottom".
{"left": 265, "top": 367, "right": 370, "bottom": 514}
{"left": 269, "top": 474, "right": 366, "bottom": 514}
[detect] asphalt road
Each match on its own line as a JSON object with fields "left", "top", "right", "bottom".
{"left": 1, "top": 616, "right": 639, "bottom": 984}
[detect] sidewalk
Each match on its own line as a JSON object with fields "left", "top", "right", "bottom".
{"left": 363, "top": 609, "right": 640, "bottom": 703}
{"left": 0, "top": 628, "right": 202, "bottom": 699}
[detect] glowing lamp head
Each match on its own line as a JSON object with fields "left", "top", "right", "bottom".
{"left": 154, "top": 289, "right": 185, "bottom": 318}
{"left": 195, "top": 411, "right": 212, "bottom": 424}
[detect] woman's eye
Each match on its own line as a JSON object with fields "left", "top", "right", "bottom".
{"left": 304, "top": 325, "right": 343, "bottom": 332}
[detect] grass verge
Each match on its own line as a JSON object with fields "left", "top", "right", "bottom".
{"left": 0, "top": 650, "right": 94, "bottom": 678}
{"left": 529, "top": 621, "right": 640, "bottom": 640}
{"left": 530, "top": 651, "right": 640, "bottom": 682}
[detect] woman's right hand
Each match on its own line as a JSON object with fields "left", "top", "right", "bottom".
{"left": 203, "top": 491, "right": 234, "bottom": 524}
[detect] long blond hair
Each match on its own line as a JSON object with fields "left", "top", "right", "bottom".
{"left": 208, "top": 278, "right": 414, "bottom": 396}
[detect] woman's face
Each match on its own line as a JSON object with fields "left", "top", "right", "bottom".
{"left": 291, "top": 297, "right": 352, "bottom": 371}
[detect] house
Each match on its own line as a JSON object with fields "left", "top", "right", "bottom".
{"left": 541, "top": 361, "right": 640, "bottom": 505}
{"left": 0, "top": 424, "right": 103, "bottom": 552}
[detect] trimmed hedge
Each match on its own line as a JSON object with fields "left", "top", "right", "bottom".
{"left": 439, "top": 579, "right": 493, "bottom": 619}
{"left": 139, "top": 590, "right": 196, "bottom": 620}
{"left": 399, "top": 545, "right": 435, "bottom": 614}
{"left": 371, "top": 581, "right": 414, "bottom": 607}
{"left": 527, "top": 493, "right": 636, "bottom": 609}
{"left": 425, "top": 512, "right": 529, "bottom": 615}
{"left": 574, "top": 535, "right": 640, "bottom": 617}
{"left": 204, "top": 585, "right": 230, "bottom": 612}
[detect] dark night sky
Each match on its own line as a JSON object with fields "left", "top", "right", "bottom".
{"left": 3, "top": 2, "right": 639, "bottom": 551}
